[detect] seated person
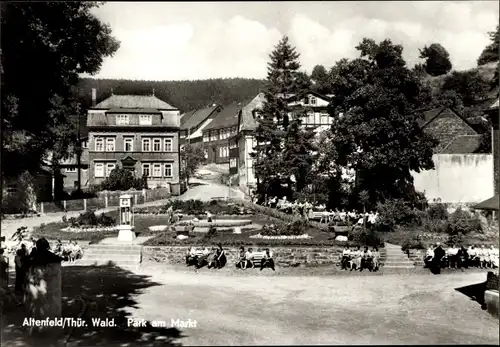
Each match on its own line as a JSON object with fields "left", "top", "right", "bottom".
{"left": 236, "top": 246, "right": 246, "bottom": 269}
{"left": 186, "top": 246, "right": 198, "bottom": 266}
{"left": 196, "top": 247, "right": 211, "bottom": 269}
{"left": 244, "top": 248, "right": 255, "bottom": 269}
{"left": 360, "top": 247, "right": 373, "bottom": 271}
{"left": 350, "top": 247, "right": 362, "bottom": 271}
{"left": 53, "top": 239, "right": 63, "bottom": 256}
{"left": 341, "top": 246, "right": 351, "bottom": 270}
{"left": 260, "top": 248, "right": 275, "bottom": 271}
{"left": 489, "top": 245, "right": 499, "bottom": 269}
{"left": 468, "top": 245, "right": 479, "bottom": 267}
{"left": 214, "top": 244, "right": 227, "bottom": 269}
{"left": 424, "top": 246, "right": 434, "bottom": 268}
{"left": 456, "top": 246, "right": 468, "bottom": 269}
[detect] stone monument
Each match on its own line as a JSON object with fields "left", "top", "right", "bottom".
{"left": 117, "top": 194, "right": 136, "bottom": 242}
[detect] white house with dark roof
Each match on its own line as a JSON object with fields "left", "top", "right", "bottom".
{"left": 229, "top": 91, "right": 335, "bottom": 194}
{"left": 86, "top": 90, "right": 182, "bottom": 194}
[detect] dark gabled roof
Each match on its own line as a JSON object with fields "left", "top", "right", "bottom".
{"left": 440, "top": 135, "right": 482, "bottom": 154}
{"left": 180, "top": 109, "right": 197, "bottom": 124}
{"left": 417, "top": 107, "right": 475, "bottom": 130}
{"left": 286, "top": 90, "right": 332, "bottom": 103}
{"left": 181, "top": 105, "right": 220, "bottom": 131}
{"left": 93, "top": 94, "right": 178, "bottom": 110}
{"left": 203, "top": 103, "right": 242, "bottom": 131}
{"left": 473, "top": 194, "right": 499, "bottom": 211}
{"left": 240, "top": 93, "right": 265, "bottom": 132}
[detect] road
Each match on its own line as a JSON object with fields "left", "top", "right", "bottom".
{"left": 127, "top": 268, "right": 499, "bottom": 345}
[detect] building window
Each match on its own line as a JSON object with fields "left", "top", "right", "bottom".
{"left": 139, "top": 115, "right": 153, "bottom": 125}
{"left": 124, "top": 137, "right": 134, "bottom": 151}
{"left": 180, "top": 133, "right": 186, "bottom": 139}
{"left": 95, "top": 138, "right": 104, "bottom": 152}
{"left": 203, "top": 133, "right": 209, "bottom": 142}
{"left": 152, "top": 163, "right": 162, "bottom": 177}
{"left": 204, "top": 149, "right": 208, "bottom": 159}
{"left": 142, "top": 138, "right": 150, "bottom": 152}
{"left": 116, "top": 115, "right": 129, "bottom": 125}
{"left": 94, "top": 163, "right": 105, "bottom": 178}
{"left": 142, "top": 163, "right": 150, "bottom": 177}
{"left": 82, "top": 141, "right": 88, "bottom": 149}
{"left": 65, "top": 168, "right": 77, "bottom": 173}
{"left": 230, "top": 158, "right": 237, "bottom": 168}
{"left": 164, "top": 138, "right": 173, "bottom": 152}
{"left": 219, "top": 146, "right": 229, "bottom": 158}
{"left": 303, "top": 97, "right": 309, "bottom": 105}
{"left": 164, "top": 163, "right": 173, "bottom": 177}
{"left": 320, "top": 114, "right": 329, "bottom": 125}
{"left": 106, "top": 163, "right": 116, "bottom": 177}
{"left": 106, "top": 138, "right": 115, "bottom": 152}
{"left": 229, "top": 141, "right": 237, "bottom": 149}
{"left": 308, "top": 111, "right": 315, "bottom": 124}
{"left": 210, "top": 131, "right": 217, "bottom": 141}
{"left": 309, "top": 96, "right": 317, "bottom": 105}
{"left": 153, "top": 138, "right": 161, "bottom": 152}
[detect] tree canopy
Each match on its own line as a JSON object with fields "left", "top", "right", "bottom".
{"left": 1, "top": 2, "right": 119, "bottom": 178}
{"left": 419, "top": 43, "right": 453, "bottom": 77}
{"left": 180, "top": 143, "right": 206, "bottom": 186}
{"left": 477, "top": 25, "right": 499, "bottom": 66}
{"left": 326, "top": 38, "right": 437, "bottom": 207}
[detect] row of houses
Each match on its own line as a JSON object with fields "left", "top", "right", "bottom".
{"left": 58, "top": 87, "right": 498, "bottom": 203}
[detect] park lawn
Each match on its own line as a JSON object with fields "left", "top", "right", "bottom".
{"left": 31, "top": 209, "right": 352, "bottom": 247}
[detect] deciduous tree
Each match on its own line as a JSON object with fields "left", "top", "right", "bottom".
{"left": 419, "top": 43, "right": 452, "bottom": 77}
{"left": 327, "top": 38, "right": 437, "bottom": 206}
{"left": 477, "top": 25, "right": 499, "bottom": 66}
{"left": 180, "top": 143, "right": 206, "bottom": 186}
{"left": 1, "top": 2, "right": 120, "bottom": 179}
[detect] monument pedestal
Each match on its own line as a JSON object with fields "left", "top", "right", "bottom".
{"left": 117, "top": 225, "right": 136, "bottom": 242}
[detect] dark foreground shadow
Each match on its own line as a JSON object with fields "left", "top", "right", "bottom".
{"left": 188, "top": 182, "right": 206, "bottom": 188}
{"left": 455, "top": 281, "right": 488, "bottom": 310}
{"left": 2, "top": 263, "right": 184, "bottom": 347}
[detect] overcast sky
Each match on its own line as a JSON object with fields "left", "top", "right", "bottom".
{"left": 88, "top": 1, "right": 499, "bottom": 81}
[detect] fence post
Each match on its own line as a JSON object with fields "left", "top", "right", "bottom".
{"left": 134, "top": 194, "right": 138, "bottom": 205}
{"left": 40, "top": 202, "right": 44, "bottom": 214}
{"left": 83, "top": 199, "right": 87, "bottom": 211}
{"left": 142, "top": 189, "right": 146, "bottom": 202}
{"left": 63, "top": 200, "right": 67, "bottom": 211}
{"left": 105, "top": 194, "right": 108, "bottom": 208}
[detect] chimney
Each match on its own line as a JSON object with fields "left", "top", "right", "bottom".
{"left": 91, "top": 88, "right": 97, "bottom": 107}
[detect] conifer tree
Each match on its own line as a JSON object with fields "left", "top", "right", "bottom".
{"left": 252, "top": 36, "right": 306, "bottom": 199}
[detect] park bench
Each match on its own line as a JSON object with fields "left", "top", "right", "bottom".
{"left": 245, "top": 251, "right": 270, "bottom": 268}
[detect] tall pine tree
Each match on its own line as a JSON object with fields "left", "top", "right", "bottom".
{"left": 253, "top": 36, "right": 311, "bottom": 199}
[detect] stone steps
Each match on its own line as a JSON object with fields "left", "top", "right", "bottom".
{"left": 382, "top": 243, "right": 415, "bottom": 272}
{"left": 71, "top": 243, "right": 142, "bottom": 266}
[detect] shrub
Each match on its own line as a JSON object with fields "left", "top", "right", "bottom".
{"left": 203, "top": 226, "right": 218, "bottom": 240}
{"left": 426, "top": 203, "right": 449, "bottom": 220}
{"left": 349, "top": 229, "right": 384, "bottom": 247}
{"left": 260, "top": 219, "right": 307, "bottom": 236}
{"left": 374, "top": 199, "right": 421, "bottom": 232}
{"left": 448, "top": 208, "right": 482, "bottom": 235}
{"left": 421, "top": 218, "right": 450, "bottom": 234}
{"left": 100, "top": 167, "right": 147, "bottom": 191}
{"left": 401, "top": 239, "right": 425, "bottom": 253}
{"left": 67, "top": 211, "right": 115, "bottom": 227}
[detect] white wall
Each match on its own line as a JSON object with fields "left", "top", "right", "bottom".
{"left": 411, "top": 154, "right": 494, "bottom": 203}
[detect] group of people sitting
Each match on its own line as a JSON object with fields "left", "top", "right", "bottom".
{"left": 424, "top": 243, "right": 499, "bottom": 273}
{"left": 186, "top": 244, "right": 227, "bottom": 270}
{"left": 235, "top": 246, "right": 275, "bottom": 271}
{"left": 53, "top": 239, "right": 84, "bottom": 262}
{"left": 263, "top": 196, "right": 379, "bottom": 226}
{"left": 185, "top": 245, "right": 276, "bottom": 271}
{"left": 340, "top": 246, "right": 381, "bottom": 272}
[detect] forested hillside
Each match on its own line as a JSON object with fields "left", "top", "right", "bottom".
{"left": 75, "top": 77, "right": 266, "bottom": 113}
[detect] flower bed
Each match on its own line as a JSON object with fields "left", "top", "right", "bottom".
{"left": 250, "top": 233, "right": 311, "bottom": 240}
{"left": 61, "top": 226, "right": 118, "bottom": 233}
{"left": 134, "top": 199, "right": 254, "bottom": 216}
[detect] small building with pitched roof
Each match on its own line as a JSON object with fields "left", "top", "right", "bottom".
{"left": 179, "top": 104, "right": 222, "bottom": 145}
{"left": 86, "top": 90, "right": 182, "bottom": 194}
